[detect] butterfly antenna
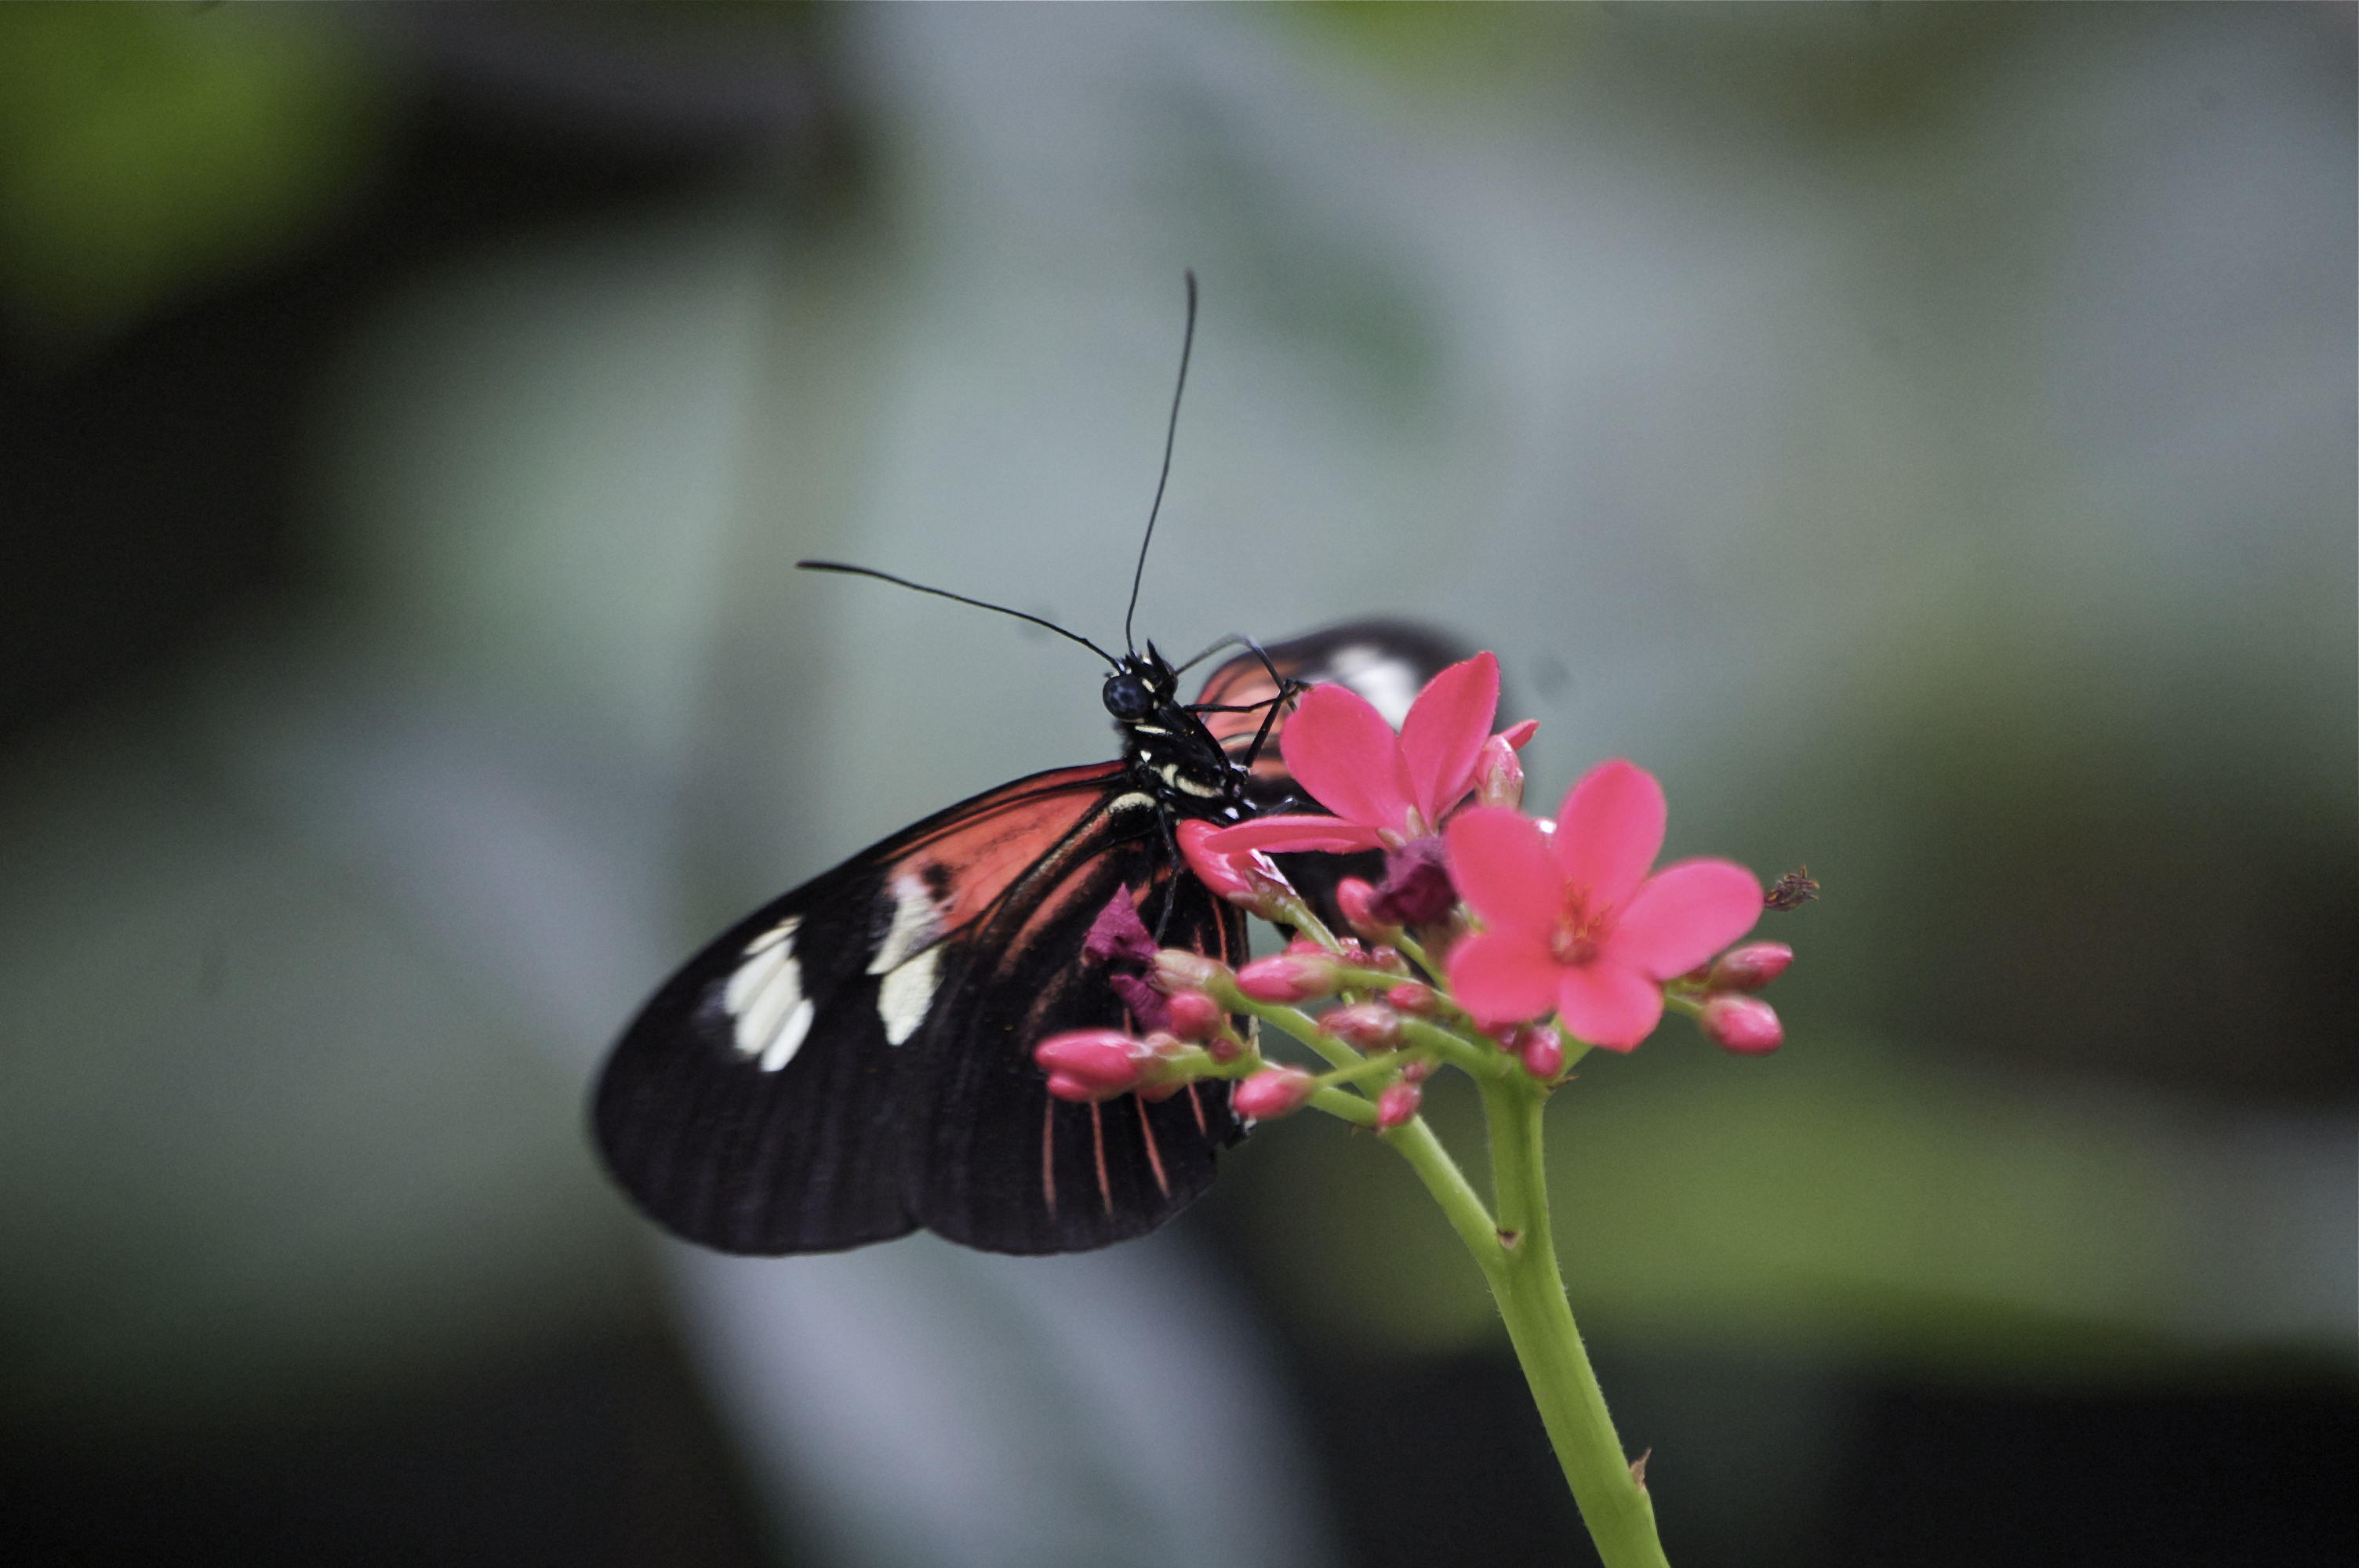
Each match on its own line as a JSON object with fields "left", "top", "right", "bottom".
{"left": 1123, "top": 269, "right": 1198, "bottom": 658}
{"left": 798, "top": 561, "right": 1118, "bottom": 666}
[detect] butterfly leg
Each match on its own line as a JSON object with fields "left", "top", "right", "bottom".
{"left": 1152, "top": 806, "right": 1187, "bottom": 942}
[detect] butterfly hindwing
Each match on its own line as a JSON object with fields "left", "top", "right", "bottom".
{"left": 903, "top": 822, "right": 1245, "bottom": 1254}
{"left": 1191, "top": 619, "right": 1471, "bottom": 806}
{"left": 594, "top": 763, "right": 1136, "bottom": 1254}
{"left": 1191, "top": 621, "right": 1473, "bottom": 930}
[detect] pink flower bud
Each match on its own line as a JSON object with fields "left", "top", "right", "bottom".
{"left": 1231, "top": 1066, "right": 1317, "bottom": 1121}
{"left": 1163, "top": 989, "right": 1226, "bottom": 1042}
{"left": 1384, "top": 981, "right": 1438, "bottom": 1015}
{"left": 1234, "top": 951, "right": 1343, "bottom": 1004}
{"left": 1376, "top": 1081, "right": 1423, "bottom": 1129}
{"left": 1336, "top": 877, "right": 1382, "bottom": 935}
{"left": 1511, "top": 1023, "right": 1565, "bottom": 1080}
{"left": 1321, "top": 1002, "right": 1401, "bottom": 1050}
{"left": 1399, "top": 1058, "right": 1433, "bottom": 1084}
{"left": 1707, "top": 942, "right": 1792, "bottom": 992}
{"left": 1285, "top": 937, "right": 1329, "bottom": 957}
{"left": 1176, "top": 818, "right": 1297, "bottom": 912}
{"left": 1471, "top": 733, "right": 1527, "bottom": 811}
{"left": 1034, "top": 1029, "right": 1147, "bottom": 1102}
{"left": 1699, "top": 994, "right": 1783, "bottom": 1054}
{"left": 1154, "top": 948, "right": 1227, "bottom": 991}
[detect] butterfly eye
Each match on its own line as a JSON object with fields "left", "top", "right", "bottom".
{"left": 1103, "top": 673, "right": 1154, "bottom": 720}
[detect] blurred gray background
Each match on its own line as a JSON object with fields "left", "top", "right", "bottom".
{"left": 1, "top": 5, "right": 2351, "bottom": 1566}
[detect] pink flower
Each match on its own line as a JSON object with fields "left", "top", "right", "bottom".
{"left": 1201, "top": 652, "right": 1537, "bottom": 857}
{"left": 1175, "top": 818, "right": 1295, "bottom": 913}
{"left": 1445, "top": 760, "right": 1763, "bottom": 1051}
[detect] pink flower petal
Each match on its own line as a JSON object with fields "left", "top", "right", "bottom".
{"left": 1443, "top": 807, "right": 1561, "bottom": 939}
{"left": 1398, "top": 652, "right": 1499, "bottom": 828}
{"left": 1279, "top": 683, "right": 1415, "bottom": 830}
{"left": 1445, "top": 930, "right": 1561, "bottom": 1026}
{"left": 1556, "top": 960, "right": 1664, "bottom": 1051}
{"left": 1198, "top": 815, "right": 1388, "bottom": 856}
{"left": 1552, "top": 759, "right": 1666, "bottom": 915}
{"left": 1605, "top": 858, "right": 1765, "bottom": 978}
{"left": 1496, "top": 718, "right": 1540, "bottom": 751}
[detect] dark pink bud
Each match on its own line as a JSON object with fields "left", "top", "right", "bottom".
{"left": 1164, "top": 989, "right": 1226, "bottom": 1042}
{"left": 1376, "top": 1081, "right": 1423, "bottom": 1129}
{"left": 1399, "top": 1058, "right": 1432, "bottom": 1084}
{"left": 1707, "top": 942, "right": 1793, "bottom": 992}
{"left": 1471, "top": 733, "right": 1527, "bottom": 811}
{"left": 1699, "top": 994, "right": 1783, "bottom": 1054}
{"left": 1234, "top": 952, "right": 1343, "bottom": 1004}
{"left": 1035, "top": 1029, "right": 1147, "bottom": 1102}
{"left": 1177, "top": 818, "right": 1296, "bottom": 911}
{"left": 1336, "top": 877, "right": 1382, "bottom": 935}
{"left": 1321, "top": 1002, "right": 1401, "bottom": 1050}
{"left": 1512, "top": 1023, "right": 1565, "bottom": 1080}
{"left": 1368, "top": 837, "right": 1456, "bottom": 927}
{"left": 1285, "top": 937, "right": 1329, "bottom": 957}
{"left": 1384, "top": 981, "right": 1438, "bottom": 1015}
{"left": 1231, "top": 1065, "right": 1317, "bottom": 1121}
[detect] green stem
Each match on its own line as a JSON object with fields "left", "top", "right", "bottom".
{"left": 1376, "top": 1115, "right": 1500, "bottom": 1268}
{"left": 1471, "top": 1074, "right": 1670, "bottom": 1568}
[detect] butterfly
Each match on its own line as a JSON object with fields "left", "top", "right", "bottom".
{"left": 591, "top": 278, "right": 1467, "bottom": 1257}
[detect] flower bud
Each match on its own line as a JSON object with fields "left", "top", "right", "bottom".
{"left": 1231, "top": 1065, "right": 1317, "bottom": 1121}
{"left": 1376, "top": 1081, "right": 1423, "bottom": 1129}
{"left": 1471, "top": 733, "right": 1527, "bottom": 811}
{"left": 1154, "top": 948, "right": 1228, "bottom": 991}
{"left": 1368, "top": 837, "right": 1457, "bottom": 928}
{"left": 1234, "top": 951, "right": 1343, "bottom": 1004}
{"left": 1384, "top": 981, "right": 1438, "bottom": 1015}
{"left": 1034, "top": 1030, "right": 1147, "bottom": 1102}
{"left": 1706, "top": 942, "right": 1793, "bottom": 993}
{"left": 1699, "top": 994, "right": 1783, "bottom": 1055}
{"left": 1321, "top": 1001, "right": 1401, "bottom": 1051}
{"left": 1510, "top": 1022, "right": 1565, "bottom": 1081}
{"left": 1336, "top": 877, "right": 1383, "bottom": 935}
{"left": 1176, "top": 818, "right": 1298, "bottom": 913}
{"left": 1163, "top": 989, "right": 1227, "bottom": 1042}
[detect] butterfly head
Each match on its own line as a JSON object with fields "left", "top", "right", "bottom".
{"left": 1102, "top": 647, "right": 1179, "bottom": 723}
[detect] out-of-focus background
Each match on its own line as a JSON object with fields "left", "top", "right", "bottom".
{"left": 1, "top": 5, "right": 2351, "bottom": 1566}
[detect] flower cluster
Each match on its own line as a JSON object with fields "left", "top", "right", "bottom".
{"left": 1032, "top": 651, "right": 1804, "bottom": 1123}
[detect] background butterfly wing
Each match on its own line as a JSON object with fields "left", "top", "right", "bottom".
{"left": 901, "top": 804, "right": 1247, "bottom": 1254}
{"left": 1192, "top": 620, "right": 1474, "bottom": 928}
{"left": 593, "top": 763, "right": 1129, "bottom": 1254}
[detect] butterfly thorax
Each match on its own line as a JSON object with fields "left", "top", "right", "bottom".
{"left": 1103, "top": 649, "right": 1249, "bottom": 823}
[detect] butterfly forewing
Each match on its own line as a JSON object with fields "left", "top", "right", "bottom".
{"left": 594, "top": 762, "right": 1136, "bottom": 1254}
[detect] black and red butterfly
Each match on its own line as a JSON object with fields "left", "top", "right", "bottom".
{"left": 592, "top": 279, "right": 1465, "bottom": 1256}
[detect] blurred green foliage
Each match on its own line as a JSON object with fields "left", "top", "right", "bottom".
{"left": 0, "top": 4, "right": 384, "bottom": 354}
